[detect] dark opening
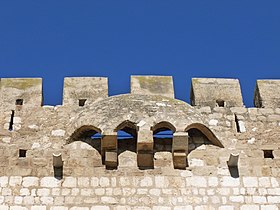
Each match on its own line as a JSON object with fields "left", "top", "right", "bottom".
{"left": 16, "top": 99, "right": 23, "bottom": 105}
{"left": 19, "top": 149, "right": 27, "bottom": 158}
{"left": 188, "top": 128, "right": 212, "bottom": 153}
{"left": 117, "top": 130, "right": 137, "bottom": 154}
{"left": 234, "top": 114, "right": 241, "bottom": 133}
{"left": 263, "top": 150, "right": 274, "bottom": 159}
{"left": 216, "top": 99, "right": 225, "bottom": 107}
{"left": 9, "top": 110, "right": 15, "bottom": 131}
{"left": 79, "top": 99, "right": 87, "bottom": 107}
{"left": 153, "top": 130, "right": 173, "bottom": 152}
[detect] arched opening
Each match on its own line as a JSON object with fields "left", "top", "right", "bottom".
{"left": 67, "top": 125, "right": 102, "bottom": 154}
{"left": 185, "top": 123, "right": 224, "bottom": 152}
{"left": 65, "top": 125, "right": 103, "bottom": 170}
{"left": 114, "top": 121, "right": 138, "bottom": 167}
{"left": 152, "top": 121, "right": 176, "bottom": 167}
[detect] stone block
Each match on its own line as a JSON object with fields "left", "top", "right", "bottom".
{"left": 40, "top": 177, "right": 61, "bottom": 188}
{"left": 137, "top": 151, "right": 154, "bottom": 169}
{"left": 131, "top": 75, "right": 174, "bottom": 98}
{"left": 62, "top": 177, "right": 77, "bottom": 188}
{"left": 31, "top": 206, "right": 47, "bottom": 210}
{"left": 240, "top": 205, "right": 259, "bottom": 210}
{"left": 101, "top": 134, "right": 117, "bottom": 157}
{"left": 0, "top": 78, "right": 43, "bottom": 110}
{"left": 173, "top": 132, "right": 188, "bottom": 152}
{"left": 173, "top": 152, "right": 187, "bottom": 169}
{"left": 63, "top": 77, "right": 108, "bottom": 106}
{"left": 191, "top": 78, "right": 243, "bottom": 108}
{"left": 254, "top": 80, "right": 280, "bottom": 108}
{"left": 105, "top": 150, "right": 118, "bottom": 169}
{"left": 243, "top": 177, "right": 258, "bottom": 187}
{"left": 221, "top": 177, "right": 240, "bottom": 187}
{"left": 22, "top": 177, "right": 39, "bottom": 187}
{"left": 137, "top": 129, "right": 153, "bottom": 151}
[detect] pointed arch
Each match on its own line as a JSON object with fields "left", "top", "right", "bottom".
{"left": 185, "top": 123, "right": 224, "bottom": 148}
{"left": 67, "top": 125, "right": 101, "bottom": 144}
{"left": 151, "top": 121, "right": 176, "bottom": 134}
{"left": 114, "top": 120, "right": 137, "bottom": 137}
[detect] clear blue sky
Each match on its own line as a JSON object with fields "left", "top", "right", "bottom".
{"left": 0, "top": 1, "right": 279, "bottom": 107}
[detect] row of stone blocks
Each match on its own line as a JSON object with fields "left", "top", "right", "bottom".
{"left": 0, "top": 76, "right": 279, "bottom": 108}
{"left": 101, "top": 130, "right": 188, "bottom": 170}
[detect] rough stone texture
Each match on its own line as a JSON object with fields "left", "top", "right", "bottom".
{"left": 130, "top": 75, "right": 174, "bottom": 98}
{"left": 0, "top": 76, "right": 280, "bottom": 209}
{"left": 63, "top": 77, "right": 108, "bottom": 107}
{"left": 191, "top": 78, "right": 244, "bottom": 108}
{"left": 254, "top": 80, "right": 280, "bottom": 108}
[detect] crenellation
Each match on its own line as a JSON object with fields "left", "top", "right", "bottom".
{"left": 0, "top": 76, "right": 280, "bottom": 209}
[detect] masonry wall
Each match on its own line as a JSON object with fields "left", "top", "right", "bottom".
{"left": 0, "top": 76, "right": 280, "bottom": 209}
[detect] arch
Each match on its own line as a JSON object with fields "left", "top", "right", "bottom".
{"left": 185, "top": 123, "right": 224, "bottom": 148}
{"left": 151, "top": 121, "right": 176, "bottom": 134}
{"left": 114, "top": 120, "right": 137, "bottom": 137}
{"left": 67, "top": 125, "right": 102, "bottom": 144}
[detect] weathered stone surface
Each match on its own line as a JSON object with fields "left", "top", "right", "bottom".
{"left": 131, "top": 75, "right": 174, "bottom": 98}
{"left": 191, "top": 78, "right": 243, "bottom": 107}
{"left": 0, "top": 76, "right": 280, "bottom": 209}
{"left": 254, "top": 80, "right": 280, "bottom": 108}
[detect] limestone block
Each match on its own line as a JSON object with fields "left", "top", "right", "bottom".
{"left": 243, "top": 177, "right": 258, "bottom": 187}
{"left": 131, "top": 75, "right": 174, "bottom": 98}
{"left": 63, "top": 77, "right": 108, "bottom": 106}
{"left": 101, "top": 133, "right": 117, "bottom": 160}
{"left": 172, "top": 132, "right": 188, "bottom": 152}
{"left": 191, "top": 78, "right": 243, "bottom": 107}
{"left": 254, "top": 80, "right": 280, "bottom": 108}
{"left": 105, "top": 150, "right": 118, "bottom": 169}
{"left": 22, "top": 177, "right": 39, "bottom": 187}
{"left": 62, "top": 177, "right": 77, "bottom": 188}
{"left": 261, "top": 205, "right": 279, "bottom": 210}
{"left": 240, "top": 205, "right": 259, "bottom": 210}
{"left": 31, "top": 206, "right": 47, "bottom": 210}
{"left": 173, "top": 152, "right": 187, "bottom": 169}
{"left": 137, "top": 129, "right": 153, "bottom": 151}
{"left": 137, "top": 151, "right": 154, "bottom": 169}
{"left": 0, "top": 78, "right": 43, "bottom": 110}
{"left": 101, "top": 134, "right": 117, "bottom": 151}
{"left": 40, "top": 177, "right": 61, "bottom": 188}
{"left": 51, "top": 129, "right": 65, "bottom": 137}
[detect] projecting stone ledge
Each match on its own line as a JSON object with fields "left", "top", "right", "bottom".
{"left": 130, "top": 75, "right": 174, "bottom": 98}
{"left": 254, "top": 80, "right": 280, "bottom": 108}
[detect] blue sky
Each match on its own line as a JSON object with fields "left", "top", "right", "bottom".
{"left": 0, "top": 1, "right": 279, "bottom": 107}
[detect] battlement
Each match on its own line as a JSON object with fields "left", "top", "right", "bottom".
{"left": 0, "top": 76, "right": 279, "bottom": 109}
{"left": 63, "top": 77, "right": 108, "bottom": 107}
{"left": 0, "top": 78, "right": 43, "bottom": 111}
{"left": 0, "top": 75, "right": 280, "bottom": 209}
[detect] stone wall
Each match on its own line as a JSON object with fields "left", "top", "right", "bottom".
{"left": 0, "top": 175, "right": 279, "bottom": 210}
{"left": 0, "top": 76, "right": 280, "bottom": 209}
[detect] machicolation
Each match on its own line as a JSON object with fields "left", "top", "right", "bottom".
{"left": 0, "top": 76, "right": 280, "bottom": 209}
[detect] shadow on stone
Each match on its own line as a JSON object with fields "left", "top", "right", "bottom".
{"left": 54, "top": 167, "right": 63, "bottom": 180}
{"left": 228, "top": 166, "right": 239, "bottom": 178}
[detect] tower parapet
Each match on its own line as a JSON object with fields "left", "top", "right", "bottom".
{"left": 130, "top": 75, "right": 174, "bottom": 98}
{"left": 190, "top": 78, "right": 244, "bottom": 108}
{"left": 0, "top": 78, "right": 42, "bottom": 111}
{"left": 254, "top": 80, "right": 280, "bottom": 108}
{"left": 63, "top": 77, "right": 108, "bottom": 107}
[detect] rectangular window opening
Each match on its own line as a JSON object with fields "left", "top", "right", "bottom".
{"left": 79, "top": 99, "right": 87, "bottom": 107}
{"left": 19, "top": 149, "right": 27, "bottom": 158}
{"left": 263, "top": 150, "right": 274, "bottom": 159}
{"left": 216, "top": 99, "right": 225, "bottom": 107}
{"left": 16, "top": 99, "right": 23, "bottom": 105}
